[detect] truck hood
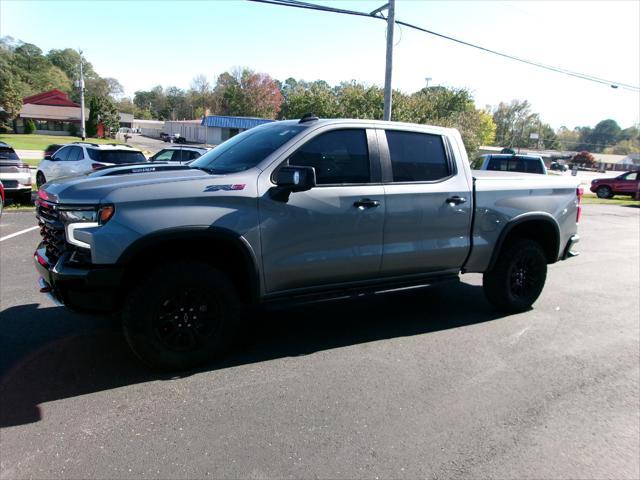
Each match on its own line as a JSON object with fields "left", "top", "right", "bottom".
{"left": 41, "top": 168, "right": 220, "bottom": 204}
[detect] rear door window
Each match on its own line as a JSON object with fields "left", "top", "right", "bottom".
{"left": 66, "top": 146, "right": 83, "bottom": 161}
{"left": 288, "top": 129, "right": 370, "bottom": 185}
{"left": 385, "top": 130, "right": 450, "bottom": 182}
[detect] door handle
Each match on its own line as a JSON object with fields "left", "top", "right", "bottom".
{"left": 445, "top": 196, "right": 467, "bottom": 205}
{"left": 353, "top": 199, "right": 381, "bottom": 209}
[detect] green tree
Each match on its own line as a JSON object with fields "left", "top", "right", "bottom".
{"left": 279, "top": 80, "right": 338, "bottom": 119}
{"left": 24, "top": 118, "right": 36, "bottom": 134}
{"left": 87, "top": 95, "right": 119, "bottom": 138}
{"left": 214, "top": 68, "right": 283, "bottom": 118}
{"left": 86, "top": 96, "right": 99, "bottom": 137}
{"left": 587, "top": 119, "right": 621, "bottom": 152}
{"left": 189, "top": 74, "right": 213, "bottom": 117}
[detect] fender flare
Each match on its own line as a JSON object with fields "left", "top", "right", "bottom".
{"left": 117, "top": 226, "right": 260, "bottom": 300}
{"left": 487, "top": 213, "right": 561, "bottom": 271}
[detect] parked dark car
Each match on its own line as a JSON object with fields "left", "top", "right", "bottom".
{"left": 550, "top": 162, "right": 568, "bottom": 172}
{"left": 590, "top": 171, "right": 639, "bottom": 198}
{"left": 159, "top": 132, "right": 187, "bottom": 144}
{"left": 44, "top": 144, "right": 64, "bottom": 159}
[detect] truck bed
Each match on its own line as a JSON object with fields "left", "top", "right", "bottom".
{"left": 463, "top": 170, "right": 580, "bottom": 273}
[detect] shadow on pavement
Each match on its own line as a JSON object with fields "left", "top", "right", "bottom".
{"left": 0, "top": 281, "right": 505, "bottom": 428}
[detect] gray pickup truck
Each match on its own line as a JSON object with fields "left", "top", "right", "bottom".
{"left": 34, "top": 118, "right": 582, "bottom": 370}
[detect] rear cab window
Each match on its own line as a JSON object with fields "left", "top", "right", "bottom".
{"left": 88, "top": 149, "right": 147, "bottom": 164}
{"left": 487, "top": 156, "right": 544, "bottom": 174}
{"left": 385, "top": 130, "right": 450, "bottom": 182}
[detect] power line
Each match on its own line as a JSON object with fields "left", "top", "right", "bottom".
{"left": 247, "top": 0, "right": 640, "bottom": 92}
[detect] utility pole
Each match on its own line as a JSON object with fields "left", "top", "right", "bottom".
{"left": 383, "top": 0, "right": 395, "bottom": 121}
{"left": 78, "top": 49, "right": 86, "bottom": 140}
{"left": 372, "top": 1, "right": 395, "bottom": 121}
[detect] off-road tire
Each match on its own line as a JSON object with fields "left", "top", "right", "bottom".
{"left": 122, "top": 261, "right": 241, "bottom": 371}
{"left": 596, "top": 185, "right": 613, "bottom": 199}
{"left": 483, "top": 239, "right": 547, "bottom": 313}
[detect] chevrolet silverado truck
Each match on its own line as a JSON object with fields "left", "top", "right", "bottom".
{"left": 34, "top": 117, "right": 582, "bottom": 370}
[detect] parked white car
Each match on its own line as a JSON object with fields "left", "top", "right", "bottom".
{"left": 0, "top": 141, "right": 33, "bottom": 202}
{"left": 36, "top": 142, "right": 147, "bottom": 187}
{"left": 149, "top": 146, "right": 211, "bottom": 164}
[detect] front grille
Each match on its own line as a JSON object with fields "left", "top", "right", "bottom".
{"left": 36, "top": 200, "right": 67, "bottom": 265}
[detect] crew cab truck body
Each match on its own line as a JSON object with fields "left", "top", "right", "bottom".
{"left": 34, "top": 118, "right": 581, "bottom": 370}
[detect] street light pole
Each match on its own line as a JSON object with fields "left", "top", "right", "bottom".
{"left": 78, "top": 49, "right": 86, "bottom": 140}
{"left": 382, "top": 0, "right": 395, "bottom": 121}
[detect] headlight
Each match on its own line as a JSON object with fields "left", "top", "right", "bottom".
{"left": 59, "top": 208, "right": 97, "bottom": 223}
{"left": 59, "top": 205, "right": 114, "bottom": 225}
{"left": 59, "top": 205, "right": 115, "bottom": 248}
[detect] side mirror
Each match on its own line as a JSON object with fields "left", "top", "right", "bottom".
{"left": 271, "top": 165, "right": 316, "bottom": 202}
{"left": 276, "top": 166, "right": 316, "bottom": 192}
{"left": 44, "top": 154, "right": 53, "bottom": 160}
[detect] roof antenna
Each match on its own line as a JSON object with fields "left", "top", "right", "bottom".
{"left": 299, "top": 113, "right": 319, "bottom": 123}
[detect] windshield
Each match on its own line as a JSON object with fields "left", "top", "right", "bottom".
{"left": 190, "top": 123, "right": 307, "bottom": 174}
{"left": 0, "top": 147, "right": 19, "bottom": 161}
{"left": 87, "top": 149, "right": 147, "bottom": 164}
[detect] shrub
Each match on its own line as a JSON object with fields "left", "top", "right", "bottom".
{"left": 24, "top": 119, "right": 36, "bottom": 134}
{"left": 571, "top": 150, "right": 596, "bottom": 167}
{"left": 67, "top": 122, "right": 78, "bottom": 136}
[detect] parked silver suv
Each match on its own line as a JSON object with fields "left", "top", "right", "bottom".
{"left": 34, "top": 117, "right": 581, "bottom": 370}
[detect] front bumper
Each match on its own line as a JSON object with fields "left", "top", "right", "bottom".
{"left": 34, "top": 244, "right": 123, "bottom": 312}
{"left": 561, "top": 234, "right": 580, "bottom": 260}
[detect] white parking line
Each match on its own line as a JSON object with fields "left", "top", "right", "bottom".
{"left": 0, "top": 226, "right": 39, "bottom": 242}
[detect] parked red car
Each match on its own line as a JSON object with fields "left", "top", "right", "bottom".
{"left": 590, "top": 171, "right": 639, "bottom": 199}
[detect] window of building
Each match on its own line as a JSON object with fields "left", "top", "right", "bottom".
{"left": 288, "top": 129, "right": 370, "bottom": 185}
{"left": 385, "top": 131, "right": 450, "bottom": 182}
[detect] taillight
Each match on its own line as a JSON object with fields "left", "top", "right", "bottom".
{"left": 18, "top": 164, "right": 31, "bottom": 174}
{"left": 576, "top": 186, "right": 584, "bottom": 223}
{"left": 92, "top": 162, "right": 107, "bottom": 170}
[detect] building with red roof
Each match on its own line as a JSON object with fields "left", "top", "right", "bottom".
{"left": 15, "top": 89, "right": 88, "bottom": 135}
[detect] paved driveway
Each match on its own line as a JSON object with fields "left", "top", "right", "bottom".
{"left": 0, "top": 205, "right": 638, "bottom": 479}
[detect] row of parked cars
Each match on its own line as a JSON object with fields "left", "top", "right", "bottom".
{"left": 0, "top": 141, "right": 212, "bottom": 211}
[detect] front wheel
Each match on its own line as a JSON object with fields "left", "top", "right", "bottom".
{"left": 596, "top": 185, "right": 613, "bottom": 199}
{"left": 483, "top": 239, "right": 548, "bottom": 313}
{"left": 122, "top": 261, "right": 241, "bottom": 371}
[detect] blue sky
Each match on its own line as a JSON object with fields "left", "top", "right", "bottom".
{"left": 2, "top": 0, "right": 639, "bottom": 129}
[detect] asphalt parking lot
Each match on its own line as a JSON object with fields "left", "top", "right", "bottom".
{"left": 1, "top": 204, "right": 638, "bottom": 479}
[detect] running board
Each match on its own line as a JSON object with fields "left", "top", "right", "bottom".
{"left": 261, "top": 273, "right": 460, "bottom": 309}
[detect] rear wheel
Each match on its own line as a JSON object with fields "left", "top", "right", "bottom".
{"left": 483, "top": 239, "right": 547, "bottom": 313}
{"left": 122, "top": 261, "right": 241, "bottom": 371}
{"left": 36, "top": 172, "right": 46, "bottom": 189}
{"left": 596, "top": 185, "right": 613, "bottom": 199}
